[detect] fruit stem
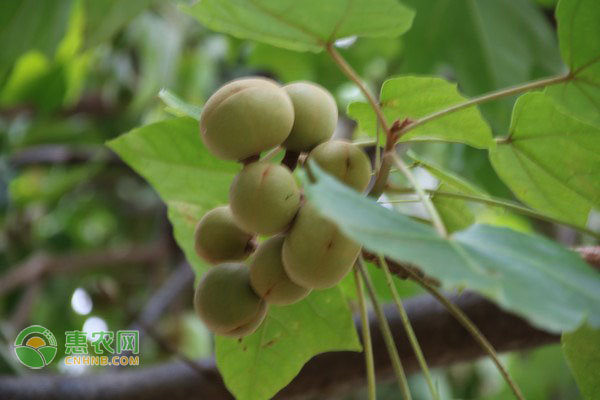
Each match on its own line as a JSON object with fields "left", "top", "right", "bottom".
{"left": 378, "top": 255, "right": 439, "bottom": 400}
{"left": 353, "top": 266, "right": 376, "bottom": 400}
{"left": 325, "top": 43, "right": 394, "bottom": 199}
{"left": 390, "top": 154, "right": 448, "bottom": 237}
{"left": 356, "top": 256, "right": 413, "bottom": 400}
{"left": 399, "top": 265, "right": 525, "bottom": 400}
{"left": 281, "top": 150, "right": 300, "bottom": 171}
{"left": 398, "top": 73, "right": 572, "bottom": 137}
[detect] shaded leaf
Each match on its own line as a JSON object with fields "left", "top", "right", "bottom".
{"left": 489, "top": 92, "right": 600, "bottom": 227}
{"left": 0, "top": 0, "right": 73, "bottom": 80}
{"left": 216, "top": 287, "right": 361, "bottom": 400}
{"left": 546, "top": 0, "right": 600, "bottom": 127}
{"left": 303, "top": 163, "right": 600, "bottom": 332}
{"left": 348, "top": 76, "right": 493, "bottom": 148}
{"left": 82, "top": 0, "right": 157, "bottom": 49}
{"left": 107, "top": 117, "right": 239, "bottom": 274}
{"left": 562, "top": 324, "right": 600, "bottom": 400}
{"left": 184, "top": 0, "right": 414, "bottom": 52}
{"left": 400, "top": 0, "right": 562, "bottom": 131}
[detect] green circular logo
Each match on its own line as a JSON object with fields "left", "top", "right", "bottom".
{"left": 14, "top": 325, "right": 58, "bottom": 369}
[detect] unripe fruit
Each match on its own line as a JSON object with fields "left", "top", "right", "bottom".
{"left": 200, "top": 77, "right": 294, "bottom": 161}
{"left": 230, "top": 162, "right": 301, "bottom": 235}
{"left": 194, "top": 206, "right": 254, "bottom": 264}
{"left": 194, "top": 263, "right": 267, "bottom": 337}
{"left": 282, "top": 82, "right": 338, "bottom": 152}
{"left": 250, "top": 236, "right": 311, "bottom": 305}
{"left": 307, "top": 140, "right": 372, "bottom": 192}
{"left": 283, "top": 203, "right": 361, "bottom": 289}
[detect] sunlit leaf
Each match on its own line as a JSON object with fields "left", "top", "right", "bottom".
{"left": 107, "top": 117, "right": 239, "bottom": 274}
{"left": 216, "top": 287, "right": 360, "bottom": 400}
{"left": 489, "top": 93, "right": 600, "bottom": 227}
{"left": 348, "top": 76, "right": 493, "bottom": 148}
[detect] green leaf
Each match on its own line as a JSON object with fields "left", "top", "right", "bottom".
{"left": 489, "top": 92, "right": 600, "bottom": 227}
{"left": 348, "top": 76, "right": 493, "bottom": 149}
{"left": 107, "top": 117, "right": 239, "bottom": 274}
{"left": 303, "top": 163, "right": 600, "bottom": 333}
{"left": 562, "top": 324, "right": 600, "bottom": 400}
{"left": 216, "top": 287, "right": 361, "bottom": 400}
{"left": 400, "top": 0, "right": 562, "bottom": 131}
{"left": 546, "top": 0, "right": 600, "bottom": 128}
{"left": 82, "top": 0, "right": 157, "bottom": 49}
{"left": 0, "top": 0, "right": 73, "bottom": 80}
{"left": 158, "top": 89, "right": 202, "bottom": 120}
{"left": 184, "top": 0, "right": 414, "bottom": 52}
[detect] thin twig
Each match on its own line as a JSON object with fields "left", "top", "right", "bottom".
{"left": 353, "top": 267, "right": 376, "bottom": 400}
{"left": 378, "top": 255, "right": 439, "bottom": 400}
{"left": 325, "top": 43, "right": 394, "bottom": 199}
{"left": 356, "top": 256, "right": 412, "bottom": 400}
{"left": 386, "top": 185, "right": 600, "bottom": 240}
{"left": 391, "top": 155, "right": 448, "bottom": 237}
{"left": 398, "top": 73, "right": 572, "bottom": 137}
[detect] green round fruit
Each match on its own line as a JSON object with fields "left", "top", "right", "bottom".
{"left": 307, "top": 140, "right": 372, "bottom": 192}
{"left": 200, "top": 77, "right": 294, "bottom": 161}
{"left": 194, "top": 263, "right": 267, "bottom": 337}
{"left": 250, "top": 236, "right": 311, "bottom": 305}
{"left": 282, "top": 82, "right": 338, "bottom": 152}
{"left": 194, "top": 206, "right": 254, "bottom": 264}
{"left": 282, "top": 203, "right": 361, "bottom": 289}
{"left": 230, "top": 162, "right": 301, "bottom": 235}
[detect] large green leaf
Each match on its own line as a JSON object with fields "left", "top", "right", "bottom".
{"left": 348, "top": 76, "right": 493, "bottom": 149}
{"left": 400, "top": 0, "right": 562, "bottom": 131}
{"left": 216, "top": 287, "right": 360, "bottom": 400}
{"left": 82, "top": 0, "right": 157, "bottom": 49}
{"left": 303, "top": 163, "right": 600, "bottom": 333}
{"left": 0, "top": 0, "right": 73, "bottom": 80}
{"left": 184, "top": 0, "right": 414, "bottom": 52}
{"left": 562, "top": 324, "right": 600, "bottom": 399}
{"left": 546, "top": 0, "right": 600, "bottom": 127}
{"left": 489, "top": 92, "right": 600, "bottom": 227}
{"left": 107, "top": 117, "right": 239, "bottom": 274}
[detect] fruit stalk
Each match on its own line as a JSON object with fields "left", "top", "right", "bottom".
{"left": 356, "top": 257, "right": 412, "bottom": 400}
{"left": 399, "top": 264, "right": 525, "bottom": 400}
{"left": 378, "top": 255, "right": 439, "bottom": 400}
{"left": 353, "top": 267, "right": 376, "bottom": 400}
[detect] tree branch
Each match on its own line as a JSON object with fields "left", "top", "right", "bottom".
{"left": 0, "top": 291, "right": 557, "bottom": 400}
{"left": 9, "top": 145, "right": 123, "bottom": 167}
{"left": 0, "top": 242, "right": 168, "bottom": 297}
{"left": 1, "top": 248, "right": 596, "bottom": 399}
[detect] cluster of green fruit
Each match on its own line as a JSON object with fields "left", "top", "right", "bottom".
{"left": 193, "top": 77, "right": 372, "bottom": 337}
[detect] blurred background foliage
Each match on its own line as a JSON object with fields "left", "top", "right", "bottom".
{"left": 0, "top": 0, "right": 582, "bottom": 398}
